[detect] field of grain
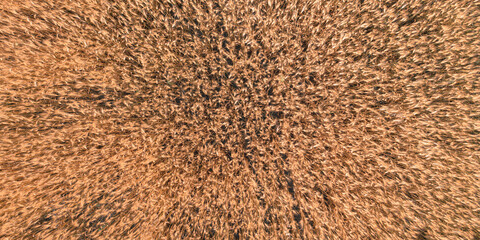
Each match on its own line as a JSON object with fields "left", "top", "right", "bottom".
{"left": 1, "top": 0, "right": 479, "bottom": 239}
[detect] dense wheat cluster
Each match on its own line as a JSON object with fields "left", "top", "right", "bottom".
{"left": 1, "top": 0, "right": 479, "bottom": 239}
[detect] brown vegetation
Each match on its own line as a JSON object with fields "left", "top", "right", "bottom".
{"left": 1, "top": 0, "right": 479, "bottom": 239}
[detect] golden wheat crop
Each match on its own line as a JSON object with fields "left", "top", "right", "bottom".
{"left": 0, "top": 0, "right": 479, "bottom": 239}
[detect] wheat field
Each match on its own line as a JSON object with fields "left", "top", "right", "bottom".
{"left": 0, "top": 0, "right": 479, "bottom": 239}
